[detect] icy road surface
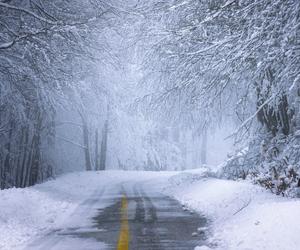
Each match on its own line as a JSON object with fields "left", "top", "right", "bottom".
{"left": 25, "top": 181, "right": 207, "bottom": 250}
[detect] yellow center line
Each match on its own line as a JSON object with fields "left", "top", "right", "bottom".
{"left": 117, "top": 195, "right": 130, "bottom": 250}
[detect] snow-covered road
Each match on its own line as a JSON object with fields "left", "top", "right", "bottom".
{"left": 25, "top": 180, "right": 206, "bottom": 250}
{"left": 1, "top": 170, "right": 300, "bottom": 250}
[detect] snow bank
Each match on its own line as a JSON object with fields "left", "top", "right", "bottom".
{"left": 0, "top": 187, "right": 71, "bottom": 249}
{"left": 164, "top": 170, "right": 300, "bottom": 250}
{"left": 0, "top": 172, "right": 106, "bottom": 250}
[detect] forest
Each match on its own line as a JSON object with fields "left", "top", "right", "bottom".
{"left": 1, "top": 1, "right": 300, "bottom": 250}
{"left": 0, "top": 0, "right": 299, "bottom": 197}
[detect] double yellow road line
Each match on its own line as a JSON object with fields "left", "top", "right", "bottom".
{"left": 117, "top": 195, "right": 130, "bottom": 250}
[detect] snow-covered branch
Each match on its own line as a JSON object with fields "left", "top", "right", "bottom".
{"left": 0, "top": 2, "right": 57, "bottom": 25}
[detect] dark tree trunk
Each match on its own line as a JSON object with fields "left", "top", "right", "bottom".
{"left": 256, "top": 68, "right": 292, "bottom": 136}
{"left": 20, "top": 127, "right": 29, "bottom": 188}
{"left": 78, "top": 110, "right": 92, "bottom": 171}
{"left": 99, "top": 119, "right": 108, "bottom": 171}
{"left": 95, "top": 129, "right": 100, "bottom": 170}
{"left": 83, "top": 121, "right": 92, "bottom": 171}
{"left": 16, "top": 127, "right": 26, "bottom": 187}
{"left": 3, "top": 120, "right": 14, "bottom": 188}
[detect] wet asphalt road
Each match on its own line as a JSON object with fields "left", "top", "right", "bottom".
{"left": 26, "top": 182, "right": 207, "bottom": 250}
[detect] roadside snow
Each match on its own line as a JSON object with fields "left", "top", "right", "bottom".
{"left": 163, "top": 170, "right": 300, "bottom": 250}
{"left": 0, "top": 172, "right": 105, "bottom": 250}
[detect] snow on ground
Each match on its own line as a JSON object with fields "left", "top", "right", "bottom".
{"left": 1, "top": 169, "right": 300, "bottom": 250}
{"left": 163, "top": 169, "right": 300, "bottom": 250}
{"left": 0, "top": 171, "right": 172, "bottom": 250}
{"left": 0, "top": 172, "right": 102, "bottom": 250}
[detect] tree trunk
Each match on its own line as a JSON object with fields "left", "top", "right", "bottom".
{"left": 95, "top": 129, "right": 100, "bottom": 170}
{"left": 20, "top": 127, "right": 29, "bottom": 188}
{"left": 99, "top": 119, "right": 108, "bottom": 171}
{"left": 78, "top": 109, "right": 92, "bottom": 171}
{"left": 16, "top": 127, "right": 26, "bottom": 187}
{"left": 3, "top": 120, "right": 13, "bottom": 188}
{"left": 83, "top": 121, "right": 92, "bottom": 171}
{"left": 30, "top": 113, "right": 42, "bottom": 186}
{"left": 24, "top": 135, "right": 34, "bottom": 187}
{"left": 201, "top": 127, "right": 207, "bottom": 165}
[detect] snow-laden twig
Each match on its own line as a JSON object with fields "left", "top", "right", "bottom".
{"left": 56, "top": 135, "right": 87, "bottom": 149}
{"left": 0, "top": 3, "right": 57, "bottom": 25}
{"left": 55, "top": 121, "right": 84, "bottom": 128}
{"left": 226, "top": 93, "right": 277, "bottom": 140}
{"left": 228, "top": 81, "right": 297, "bottom": 141}
{"left": 233, "top": 198, "right": 252, "bottom": 216}
{"left": 0, "top": 29, "right": 48, "bottom": 50}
